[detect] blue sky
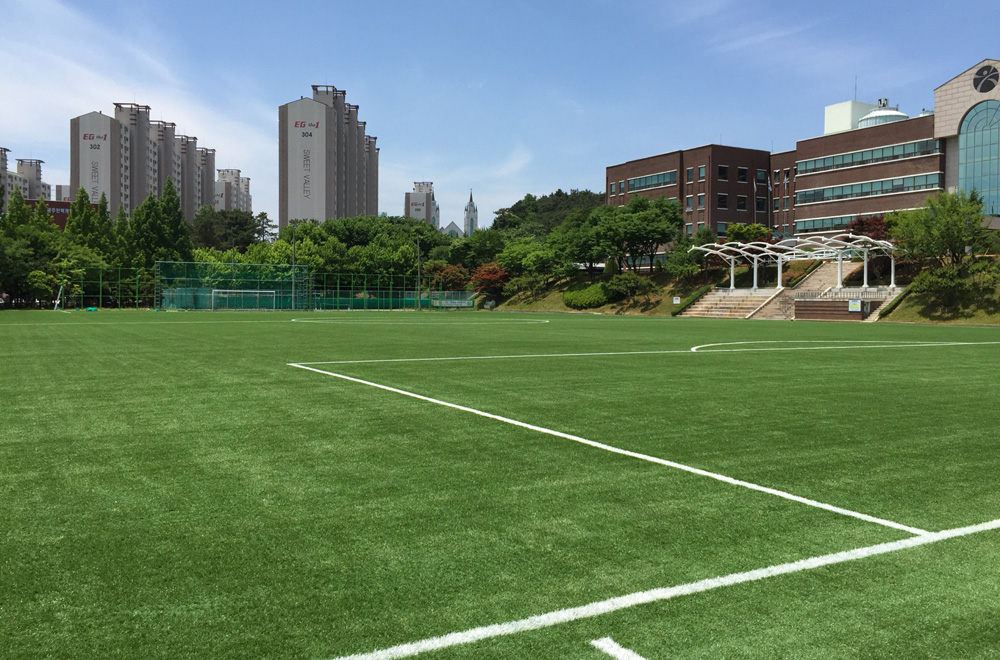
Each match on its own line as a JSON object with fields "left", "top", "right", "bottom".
{"left": 3, "top": 0, "right": 999, "bottom": 228}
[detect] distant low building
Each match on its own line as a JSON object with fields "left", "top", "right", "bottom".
{"left": 440, "top": 221, "right": 463, "bottom": 238}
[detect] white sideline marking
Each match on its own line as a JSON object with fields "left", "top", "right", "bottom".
{"left": 326, "top": 517, "right": 1000, "bottom": 660}
{"left": 288, "top": 363, "right": 928, "bottom": 536}
{"left": 591, "top": 638, "right": 649, "bottom": 660}
{"left": 296, "top": 340, "right": 1000, "bottom": 365}
{"left": 690, "top": 340, "right": 1000, "bottom": 352}
{"left": 290, "top": 318, "right": 549, "bottom": 325}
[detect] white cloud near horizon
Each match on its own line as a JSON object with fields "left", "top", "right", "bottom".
{"left": 1, "top": 0, "right": 279, "bottom": 217}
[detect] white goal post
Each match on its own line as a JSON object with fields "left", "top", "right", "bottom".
{"left": 210, "top": 289, "right": 277, "bottom": 311}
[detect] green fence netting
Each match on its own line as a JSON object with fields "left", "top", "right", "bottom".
{"left": 151, "top": 262, "right": 467, "bottom": 311}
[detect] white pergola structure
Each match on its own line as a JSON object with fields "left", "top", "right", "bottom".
{"left": 689, "top": 233, "right": 898, "bottom": 291}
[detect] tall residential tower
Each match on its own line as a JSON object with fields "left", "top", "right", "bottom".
{"left": 278, "top": 85, "right": 379, "bottom": 229}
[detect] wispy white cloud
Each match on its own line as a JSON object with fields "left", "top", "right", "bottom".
{"left": 0, "top": 0, "right": 278, "bottom": 216}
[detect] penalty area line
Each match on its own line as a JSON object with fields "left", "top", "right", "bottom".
{"left": 326, "top": 517, "right": 1000, "bottom": 660}
{"left": 287, "top": 363, "right": 928, "bottom": 537}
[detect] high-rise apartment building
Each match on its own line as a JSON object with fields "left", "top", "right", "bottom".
{"left": 405, "top": 182, "right": 440, "bottom": 228}
{"left": 70, "top": 111, "right": 129, "bottom": 216}
{"left": 214, "top": 168, "right": 253, "bottom": 214}
{"left": 464, "top": 190, "right": 478, "bottom": 236}
{"left": 114, "top": 103, "right": 158, "bottom": 208}
{"left": 70, "top": 102, "right": 244, "bottom": 221}
{"left": 278, "top": 85, "right": 379, "bottom": 229}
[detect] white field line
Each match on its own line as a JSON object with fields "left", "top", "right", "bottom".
{"left": 592, "top": 638, "right": 649, "bottom": 660}
{"left": 295, "top": 340, "right": 1000, "bottom": 366}
{"left": 327, "top": 517, "right": 1000, "bottom": 660}
{"left": 290, "top": 318, "right": 549, "bottom": 325}
{"left": 690, "top": 340, "right": 1000, "bottom": 352}
{"left": 288, "top": 363, "right": 928, "bottom": 536}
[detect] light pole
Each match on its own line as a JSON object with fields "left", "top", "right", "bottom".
{"left": 415, "top": 234, "right": 422, "bottom": 312}
{"left": 291, "top": 221, "right": 297, "bottom": 311}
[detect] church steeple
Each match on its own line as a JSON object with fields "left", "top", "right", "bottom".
{"left": 463, "top": 189, "right": 478, "bottom": 236}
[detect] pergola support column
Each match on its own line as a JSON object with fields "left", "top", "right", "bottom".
{"left": 890, "top": 256, "right": 896, "bottom": 289}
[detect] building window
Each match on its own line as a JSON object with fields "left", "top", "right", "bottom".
{"left": 685, "top": 195, "right": 693, "bottom": 211}
{"left": 773, "top": 170, "right": 781, "bottom": 183}
{"left": 717, "top": 193, "right": 728, "bottom": 209}
{"left": 756, "top": 169, "right": 767, "bottom": 184}
{"left": 737, "top": 167, "right": 748, "bottom": 183}
{"left": 627, "top": 170, "right": 677, "bottom": 192}
{"left": 698, "top": 165, "right": 706, "bottom": 181}
{"left": 718, "top": 165, "right": 728, "bottom": 181}
{"left": 796, "top": 139, "right": 942, "bottom": 175}
{"left": 783, "top": 196, "right": 790, "bottom": 211}
{"left": 737, "top": 195, "right": 747, "bottom": 211}
{"left": 717, "top": 221, "right": 728, "bottom": 235}
{"left": 697, "top": 193, "right": 705, "bottom": 210}
{"left": 959, "top": 100, "right": 1000, "bottom": 216}
{"left": 795, "top": 173, "right": 943, "bottom": 205}
{"left": 609, "top": 182, "right": 615, "bottom": 195}
{"left": 774, "top": 198, "right": 780, "bottom": 211}
{"left": 618, "top": 181, "right": 624, "bottom": 195}
{"left": 686, "top": 167, "right": 694, "bottom": 183}
{"left": 685, "top": 223, "right": 693, "bottom": 234}
{"left": 783, "top": 168, "right": 791, "bottom": 182}
{"left": 756, "top": 197, "right": 767, "bottom": 213}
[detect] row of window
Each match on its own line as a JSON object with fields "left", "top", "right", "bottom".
{"left": 773, "top": 196, "right": 791, "bottom": 211}
{"left": 796, "top": 139, "right": 941, "bottom": 175}
{"left": 628, "top": 170, "right": 677, "bottom": 192}
{"left": 796, "top": 173, "right": 942, "bottom": 205}
{"left": 794, "top": 215, "right": 856, "bottom": 233}
{"left": 612, "top": 165, "right": 770, "bottom": 196}
{"left": 685, "top": 194, "right": 769, "bottom": 212}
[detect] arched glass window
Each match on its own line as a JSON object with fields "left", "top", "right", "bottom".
{"left": 959, "top": 100, "right": 1000, "bottom": 215}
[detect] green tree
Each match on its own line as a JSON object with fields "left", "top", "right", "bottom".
{"left": 160, "top": 179, "right": 193, "bottom": 261}
{"left": 886, "top": 191, "right": 997, "bottom": 269}
{"left": 887, "top": 191, "right": 1000, "bottom": 310}
{"left": 64, "top": 188, "right": 97, "bottom": 249}
{"left": 448, "top": 227, "right": 507, "bottom": 272}
{"left": 619, "top": 195, "right": 682, "bottom": 272}
{"left": 724, "top": 222, "right": 770, "bottom": 243}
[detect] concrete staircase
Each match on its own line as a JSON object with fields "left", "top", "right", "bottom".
{"left": 863, "top": 287, "right": 907, "bottom": 323}
{"left": 682, "top": 289, "right": 775, "bottom": 319}
{"left": 749, "top": 262, "right": 864, "bottom": 321}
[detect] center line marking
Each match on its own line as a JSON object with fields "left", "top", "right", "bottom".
{"left": 288, "top": 363, "right": 929, "bottom": 536}
{"left": 324, "top": 518, "right": 1000, "bottom": 660}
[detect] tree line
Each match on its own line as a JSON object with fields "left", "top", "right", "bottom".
{"left": 2, "top": 179, "right": 994, "bottom": 312}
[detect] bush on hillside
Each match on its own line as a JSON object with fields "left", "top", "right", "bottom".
{"left": 563, "top": 282, "right": 614, "bottom": 309}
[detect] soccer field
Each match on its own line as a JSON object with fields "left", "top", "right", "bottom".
{"left": 3, "top": 310, "right": 1000, "bottom": 659}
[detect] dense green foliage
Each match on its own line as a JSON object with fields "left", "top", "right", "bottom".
{"left": 4, "top": 312, "right": 1000, "bottom": 658}
{"left": 887, "top": 191, "right": 1000, "bottom": 310}
{"left": 562, "top": 281, "right": 614, "bottom": 309}
{"left": 0, "top": 184, "right": 195, "bottom": 305}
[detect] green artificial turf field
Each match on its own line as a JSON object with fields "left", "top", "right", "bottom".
{"left": 2, "top": 310, "right": 1000, "bottom": 659}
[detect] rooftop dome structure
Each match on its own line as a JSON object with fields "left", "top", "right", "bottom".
{"left": 858, "top": 98, "right": 909, "bottom": 128}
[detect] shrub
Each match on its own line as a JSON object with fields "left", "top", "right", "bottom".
{"left": 606, "top": 272, "right": 658, "bottom": 302}
{"left": 563, "top": 282, "right": 612, "bottom": 309}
